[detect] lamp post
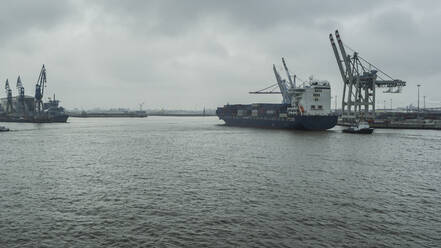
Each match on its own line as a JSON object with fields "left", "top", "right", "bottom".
{"left": 390, "top": 99, "right": 392, "bottom": 110}
{"left": 417, "top": 84, "right": 421, "bottom": 112}
{"left": 424, "top": 96, "right": 426, "bottom": 110}
{"left": 384, "top": 100, "right": 386, "bottom": 110}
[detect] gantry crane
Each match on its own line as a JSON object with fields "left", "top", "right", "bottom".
{"left": 35, "top": 65, "right": 47, "bottom": 112}
{"left": 329, "top": 30, "right": 406, "bottom": 121}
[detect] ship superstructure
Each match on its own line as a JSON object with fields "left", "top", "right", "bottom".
{"left": 287, "top": 78, "right": 332, "bottom": 117}
{"left": 217, "top": 59, "right": 338, "bottom": 130}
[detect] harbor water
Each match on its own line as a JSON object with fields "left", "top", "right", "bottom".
{"left": 1, "top": 117, "right": 440, "bottom": 247}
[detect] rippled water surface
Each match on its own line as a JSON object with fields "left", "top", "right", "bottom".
{"left": 1, "top": 117, "right": 440, "bottom": 247}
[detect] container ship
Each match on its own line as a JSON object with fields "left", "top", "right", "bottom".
{"left": 0, "top": 65, "right": 68, "bottom": 123}
{"left": 216, "top": 58, "right": 338, "bottom": 130}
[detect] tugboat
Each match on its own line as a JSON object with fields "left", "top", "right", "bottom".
{"left": 0, "top": 126, "right": 9, "bottom": 132}
{"left": 342, "top": 121, "right": 374, "bottom": 134}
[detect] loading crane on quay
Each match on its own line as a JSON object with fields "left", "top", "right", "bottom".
{"left": 16, "top": 76, "right": 26, "bottom": 114}
{"left": 329, "top": 30, "right": 406, "bottom": 121}
{"left": 35, "top": 64, "right": 47, "bottom": 112}
{"left": 4, "top": 79, "right": 13, "bottom": 113}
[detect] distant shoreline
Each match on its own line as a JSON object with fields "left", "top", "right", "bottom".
{"left": 68, "top": 112, "right": 147, "bottom": 118}
{"left": 68, "top": 113, "right": 215, "bottom": 118}
{"left": 148, "top": 113, "right": 215, "bottom": 117}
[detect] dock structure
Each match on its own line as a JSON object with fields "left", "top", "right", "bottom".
{"left": 337, "top": 110, "right": 441, "bottom": 130}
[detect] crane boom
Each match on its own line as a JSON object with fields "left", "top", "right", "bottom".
{"left": 4, "top": 79, "right": 13, "bottom": 113}
{"left": 273, "top": 64, "right": 291, "bottom": 104}
{"left": 37, "top": 65, "right": 47, "bottom": 96}
{"left": 329, "top": 34, "right": 347, "bottom": 85}
{"left": 16, "top": 76, "right": 23, "bottom": 89}
{"left": 248, "top": 91, "right": 281, "bottom": 94}
{"left": 16, "top": 76, "right": 26, "bottom": 114}
{"left": 5, "top": 79, "right": 10, "bottom": 91}
{"left": 335, "top": 31, "right": 354, "bottom": 84}
{"left": 16, "top": 76, "right": 25, "bottom": 98}
{"left": 35, "top": 65, "right": 47, "bottom": 112}
{"left": 282, "top": 57, "right": 294, "bottom": 88}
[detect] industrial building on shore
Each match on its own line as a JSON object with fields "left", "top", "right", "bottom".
{"left": 0, "top": 65, "right": 68, "bottom": 123}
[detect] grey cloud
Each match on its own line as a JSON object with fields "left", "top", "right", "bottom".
{"left": 0, "top": 0, "right": 440, "bottom": 110}
{"left": 0, "top": 1, "right": 76, "bottom": 40}
{"left": 93, "top": 0, "right": 388, "bottom": 35}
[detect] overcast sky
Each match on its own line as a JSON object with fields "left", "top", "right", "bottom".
{"left": 0, "top": 0, "right": 440, "bottom": 110}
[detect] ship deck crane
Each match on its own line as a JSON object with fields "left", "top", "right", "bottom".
{"left": 249, "top": 58, "right": 302, "bottom": 102}
{"left": 282, "top": 57, "right": 295, "bottom": 89}
{"left": 329, "top": 30, "right": 406, "bottom": 121}
{"left": 273, "top": 64, "right": 291, "bottom": 104}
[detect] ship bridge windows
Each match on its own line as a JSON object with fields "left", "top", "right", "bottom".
{"left": 311, "top": 105, "right": 323, "bottom": 110}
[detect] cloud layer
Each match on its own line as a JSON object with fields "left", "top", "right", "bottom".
{"left": 0, "top": 0, "right": 440, "bottom": 109}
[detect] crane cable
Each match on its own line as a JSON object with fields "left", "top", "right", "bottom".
{"left": 252, "top": 83, "right": 279, "bottom": 93}
{"left": 343, "top": 43, "right": 396, "bottom": 81}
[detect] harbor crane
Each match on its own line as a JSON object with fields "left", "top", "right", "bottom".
{"left": 329, "top": 30, "right": 406, "bottom": 121}
{"left": 16, "top": 76, "right": 26, "bottom": 113}
{"left": 4, "top": 79, "right": 13, "bottom": 113}
{"left": 35, "top": 64, "right": 47, "bottom": 112}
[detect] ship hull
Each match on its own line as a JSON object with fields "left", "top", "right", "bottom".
{"left": 342, "top": 127, "right": 374, "bottom": 134}
{"left": 0, "top": 114, "right": 69, "bottom": 123}
{"left": 219, "top": 115, "right": 338, "bottom": 131}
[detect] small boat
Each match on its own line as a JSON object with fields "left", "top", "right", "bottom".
{"left": 0, "top": 126, "right": 10, "bottom": 132}
{"left": 342, "top": 121, "right": 373, "bottom": 134}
